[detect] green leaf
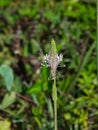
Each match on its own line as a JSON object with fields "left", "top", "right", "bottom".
{"left": 0, "top": 120, "right": 11, "bottom": 130}
{"left": 0, "top": 64, "right": 14, "bottom": 91}
{"left": 44, "top": 11, "right": 60, "bottom": 24}
{"left": 0, "top": 92, "right": 16, "bottom": 109}
{"left": 64, "top": 113, "right": 71, "bottom": 120}
{"left": 0, "top": 0, "right": 10, "bottom": 6}
{"left": 27, "top": 80, "right": 42, "bottom": 94}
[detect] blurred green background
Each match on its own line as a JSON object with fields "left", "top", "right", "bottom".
{"left": 0, "top": 0, "right": 97, "bottom": 130}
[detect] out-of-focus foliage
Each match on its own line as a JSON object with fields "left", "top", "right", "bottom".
{"left": 0, "top": 0, "right": 97, "bottom": 130}
{"left": 0, "top": 64, "right": 14, "bottom": 91}
{"left": 0, "top": 120, "right": 11, "bottom": 130}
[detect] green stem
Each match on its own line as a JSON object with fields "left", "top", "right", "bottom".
{"left": 97, "top": 0, "right": 98, "bottom": 85}
{"left": 52, "top": 77, "right": 57, "bottom": 130}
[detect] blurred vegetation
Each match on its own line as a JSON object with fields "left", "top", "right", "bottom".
{"left": 0, "top": 0, "right": 97, "bottom": 130}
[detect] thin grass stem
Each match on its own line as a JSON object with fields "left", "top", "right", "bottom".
{"left": 53, "top": 77, "right": 57, "bottom": 130}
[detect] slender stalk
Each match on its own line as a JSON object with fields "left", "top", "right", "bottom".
{"left": 52, "top": 77, "right": 57, "bottom": 130}
{"left": 97, "top": 0, "right": 98, "bottom": 85}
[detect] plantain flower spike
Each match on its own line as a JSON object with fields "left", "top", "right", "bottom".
{"left": 44, "top": 39, "right": 63, "bottom": 78}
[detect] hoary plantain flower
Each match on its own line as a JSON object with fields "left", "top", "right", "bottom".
{"left": 43, "top": 39, "right": 63, "bottom": 78}
{"left": 43, "top": 39, "right": 63, "bottom": 130}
